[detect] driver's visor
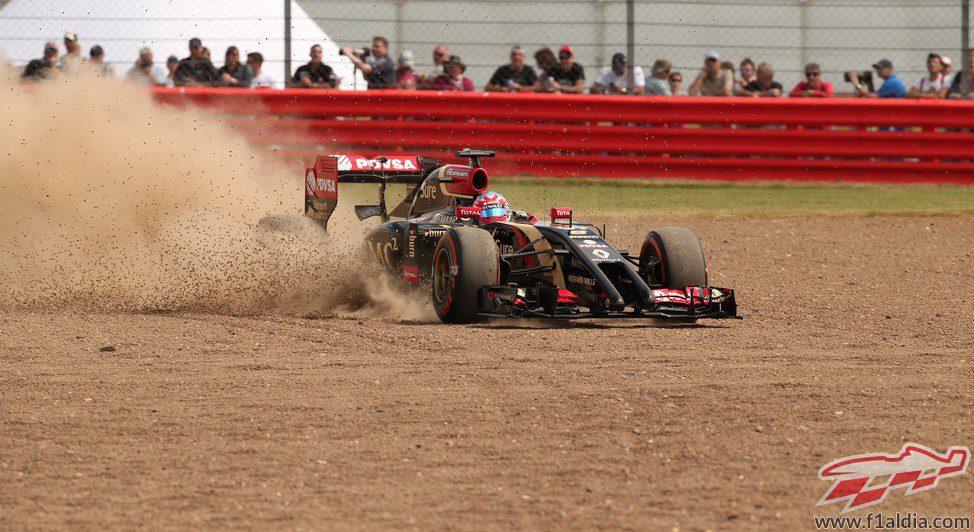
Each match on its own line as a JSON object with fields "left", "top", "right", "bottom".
{"left": 481, "top": 207, "right": 508, "bottom": 219}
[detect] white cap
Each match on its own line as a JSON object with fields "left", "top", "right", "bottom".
{"left": 705, "top": 50, "right": 720, "bottom": 61}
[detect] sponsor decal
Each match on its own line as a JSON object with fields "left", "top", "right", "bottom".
{"left": 592, "top": 249, "right": 611, "bottom": 259}
{"left": 570, "top": 229, "right": 590, "bottom": 236}
{"left": 424, "top": 228, "right": 447, "bottom": 238}
{"left": 402, "top": 265, "right": 420, "bottom": 284}
{"left": 816, "top": 443, "right": 970, "bottom": 513}
{"left": 567, "top": 274, "right": 596, "bottom": 286}
{"left": 333, "top": 154, "right": 419, "bottom": 172}
{"left": 550, "top": 207, "right": 572, "bottom": 219}
{"left": 419, "top": 185, "right": 437, "bottom": 200}
{"left": 444, "top": 166, "right": 471, "bottom": 178}
{"left": 305, "top": 170, "right": 316, "bottom": 195}
{"left": 334, "top": 154, "right": 353, "bottom": 171}
{"left": 455, "top": 206, "right": 481, "bottom": 219}
{"left": 496, "top": 242, "right": 516, "bottom": 255}
{"left": 578, "top": 238, "right": 608, "bottom": 249}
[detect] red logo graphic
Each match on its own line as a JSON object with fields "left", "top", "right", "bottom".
{"left": 817, "top": 443, "right": 970, "bottom": 513}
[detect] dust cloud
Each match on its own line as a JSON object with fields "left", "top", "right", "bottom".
{"left": 0, "top": 71, "right": 434, "bottom": 320}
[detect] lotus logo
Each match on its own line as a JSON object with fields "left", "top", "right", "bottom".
{"left": 817, "top": 442, "right": 970, "bottom": 513}
{"left": 335, "top": 155, "right": 353, "bottom": 171}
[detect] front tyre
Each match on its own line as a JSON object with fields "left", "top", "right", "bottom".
{"left": 639, "top": 227, "right": 708, "bottom": 289}
{"left": 432, "top": 227, "right": 500, "bottom": 323}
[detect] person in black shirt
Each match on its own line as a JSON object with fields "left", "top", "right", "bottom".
{"left": 341, "top": 36, "right": 395, "bottom": 89}
{"left": 21, "top": 41, "right": 59, "bottom": 82}
{"left": 546, "top": 45, "right": 585, "bottom": 93}
{"left": 174, "top": 37, "right": 218, "bottom": 87}
{"left": 216, "top": 46, "right": 253, "bottom": 88}
{"left": 486, "top": 46, "right": 539, "bottom": 92}
{"left": 293, "top": 44, "right": 339, "bottom": 88}
{"left": 741, "top": 62, "right": 783, "bottom": 97}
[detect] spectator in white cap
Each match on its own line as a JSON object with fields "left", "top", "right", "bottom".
{"left": 397, "top": 50, "right": 417, "bottom": 90}
{"left": 125, "top": 47, "right": 166, "bottom": 86}
{"left": 941, "top": 55, "right": 954, "bottom": 84}
{"left": 689, "top": 50, "right": 733, "bottom": 96}
{"left": 61, "top": 30, "right": 83, "bottom": 73}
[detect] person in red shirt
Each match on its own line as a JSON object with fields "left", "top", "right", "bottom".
{"left": 789, "top": 62, "right": 833, "bottom": 98}
{"left": 431, "top": 55, "right": 474, "bottom": 91}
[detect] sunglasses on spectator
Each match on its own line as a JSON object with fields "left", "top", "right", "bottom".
{"left": 669, "top": 75, "right": 682, "bottom": 82}
{"left": 559, "top": 53, "right": 571, "bottom": 59}
{"left": 805, "top": 71, "right": 820, "bottom": 77}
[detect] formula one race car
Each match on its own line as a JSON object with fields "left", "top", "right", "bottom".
{"left": 275, "top": 149, "right": 739, "bottom": 323}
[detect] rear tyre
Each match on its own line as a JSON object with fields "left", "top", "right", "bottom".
{"left": 432, "top": 227, "right": 500, "bottom": 323}
{"left": 639, "top": 227, "right": 708, "bottom": 289}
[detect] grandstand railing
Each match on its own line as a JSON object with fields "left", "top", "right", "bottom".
{"left": 154, "top": 88, "right": 974, "bottom": 183}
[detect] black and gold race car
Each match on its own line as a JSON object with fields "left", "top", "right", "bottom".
{"left": 275, "top": 149, "right": 739, "bottom": 324}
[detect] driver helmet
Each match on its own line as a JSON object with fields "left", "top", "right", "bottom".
{"left": 473, "top": 191, "right": 510, "bottom": 223}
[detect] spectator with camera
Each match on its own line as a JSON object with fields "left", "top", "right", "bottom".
{"left": 216, "top": 46, "right": 253, "bottom": 88}
{"left": 247, "top": 52, "right": 275, "bottom": 88}
{"left": 739, "top": 62, "right": 782, "bottom": 97}
{"left": 947, "top": 48, "right": 974, "bottom": 99}
{"left": 688, "top": 51, "right": 733, "bottom": 96}
{"left": 293, "top": 44, "right": 339, "bottom": 88}
{"left": 125, "top": 47, "right": 167, "bottom": 86}
{"left": 486, "top": 46, "right": 539, "bottom": 92}
{"left": 907, "top": 53, "right": 948, "bottom": 99}
{"left": 341, "top": 36, "right": 396, "bottom": 89}
{"left": 174, "top": 37, "right": 218, "bottom": 87}
{"left": 789, "top": 62, "right": 833, "bottom": 97}
{"left": 644, "top": 59, "right": 673, "bottom": 95}
{"left": 431, "top": 55, "right": 475, "bottom": 91}
{"left": 847, "top": 59, "right": 906, "bottom": 98}
{"left": 592, "top": 53, "right": 645, "bottom": 94}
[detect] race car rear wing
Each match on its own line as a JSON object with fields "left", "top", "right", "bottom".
{"left": 304, "top": 154, "right": 436, "bottom": 230}
{"left": 304, "top": 151, "right": 494, "bottom": 230}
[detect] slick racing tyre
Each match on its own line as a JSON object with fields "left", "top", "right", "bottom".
{"left": 639, "top": 227, "right": 708, "bottom": 289}
{"left": 432, "top": 227, "right": 500, "bottom": 323}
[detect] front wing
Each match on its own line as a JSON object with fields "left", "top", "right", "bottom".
{"left": 477, "top": 285, "right": 740, "bottom": 320}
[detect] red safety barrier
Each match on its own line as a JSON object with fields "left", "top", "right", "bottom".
{"left": 154, "top": 88, "right": 974, "bottom": 183}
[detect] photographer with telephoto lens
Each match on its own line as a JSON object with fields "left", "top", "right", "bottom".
{"left": 847, "top": 59, "right": 905, "bottom": 98}
{"left": 341, "top": 36, "right": 396, "bottom": 89}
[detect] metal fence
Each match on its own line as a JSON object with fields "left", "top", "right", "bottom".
{"left": 0, "top": 0, "right": 970, "bottom": 92}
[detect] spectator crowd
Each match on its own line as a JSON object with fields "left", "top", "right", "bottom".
{"left": 17, "top": 30, "right": 974, "bottom": 100}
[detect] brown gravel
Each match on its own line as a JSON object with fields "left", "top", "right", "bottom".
{"left": 2, "top": 214, "right": 972, "bottom": 530}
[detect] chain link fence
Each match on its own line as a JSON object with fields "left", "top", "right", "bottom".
{"left": 0, "top": 0, "right": 969, "bottom": 93}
